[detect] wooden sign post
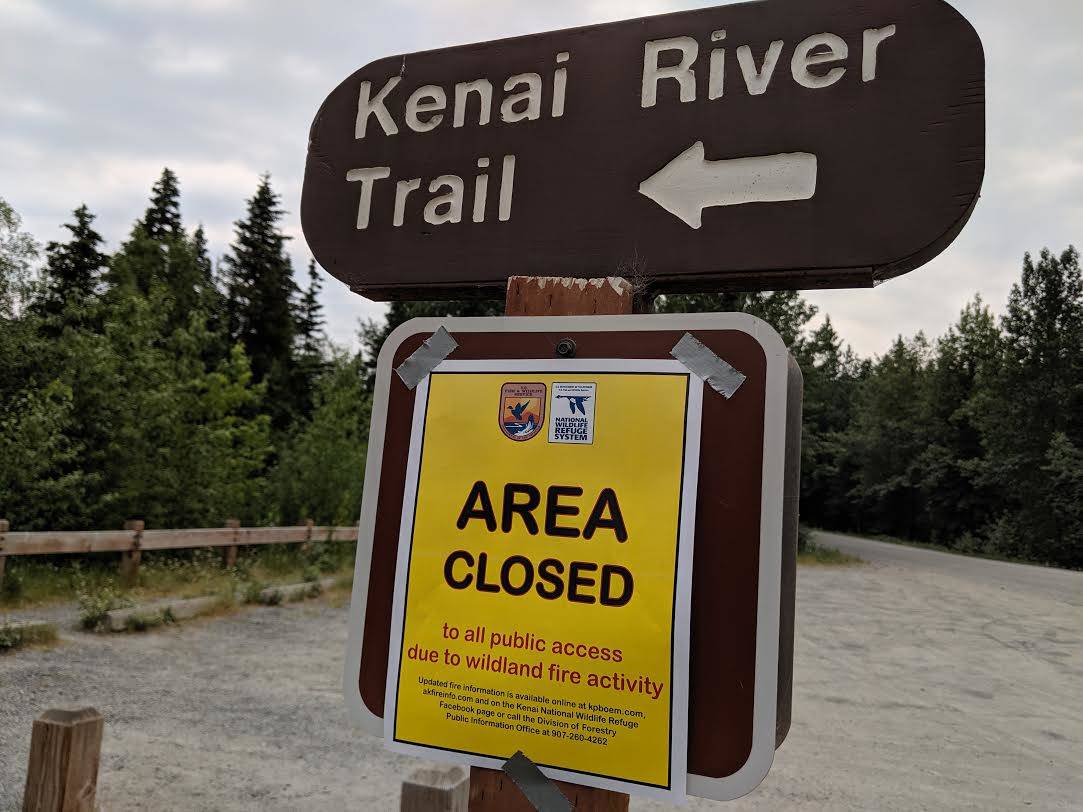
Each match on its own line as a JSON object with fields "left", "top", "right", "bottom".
{"left": 466, "top": 276, "right": 639, "bottom": 811}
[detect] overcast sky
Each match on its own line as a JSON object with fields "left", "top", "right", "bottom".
{"left": 2, "top": 0, "right": 1080, "bottom": 357}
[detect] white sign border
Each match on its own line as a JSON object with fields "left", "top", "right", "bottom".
{"left": 342, "top": 313, "right": 789, "bottom": 802}
{"left": 381, "top": 358, "right": 700, "bottom": 801}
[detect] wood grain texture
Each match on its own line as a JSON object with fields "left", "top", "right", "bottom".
{"left": 2, "top": 525, "right": 359, "bottom": 557}
{"left": 0, "top": 518, "right": 8, "bottom": 587}
{"left": 22, "top": 708, "right": 103, "bottom": 812}
{"left": 3, "top": 531, "right": 135, "bottom": 555}
{"left": 401, "top": 766, "right": 470, "bottom": 812}
{"left": 505, "top": 277, "right": 636, "bottom": 316}
{"left": 302, "top": 0, "right": 984, "bottom": 298}
{"left": 470, "top": 770, "right": 627, "bottom": 812}
{"left": 119, "top": 520, "right": 144, "bottom": 587}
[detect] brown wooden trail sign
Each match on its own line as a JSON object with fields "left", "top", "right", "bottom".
{"left": 302, "top": 0, "right": 984, "bottom": 300}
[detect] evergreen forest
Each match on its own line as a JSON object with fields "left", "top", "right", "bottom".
{"left": 1, "top": 171, "right": 1080, "bottom": 569}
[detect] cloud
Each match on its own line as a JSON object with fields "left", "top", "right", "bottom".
{"left": 0, "top": 0, "right": 1080, "bottom": 357}
{"left": 0, "top": 96, "right": 64, "bottom": 122}
{"left": 99, "top": 0, "right": 250, "bottom": 12}
{"left": 0, "top": 1, "right": 111, "bottom": 49}
{"left": 147, "top": 41, "right": 231, "bottom": 77}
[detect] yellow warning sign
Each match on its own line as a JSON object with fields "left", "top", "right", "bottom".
{"left": 384, "top": 360, "right": 702, "bottom": 799}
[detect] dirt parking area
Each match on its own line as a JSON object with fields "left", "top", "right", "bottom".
{"left": 2, "top": 546, "right": 1080, "bottom": 810}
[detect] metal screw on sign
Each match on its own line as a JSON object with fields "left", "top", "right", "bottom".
{"left": 554, "top": 338, "right": 577, "bottom": 358}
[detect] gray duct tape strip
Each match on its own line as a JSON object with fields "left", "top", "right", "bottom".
{"left": 502, "top": 751, "right": 573, "bottom": 812}
{"left": 671, "top": 332, "right": 747, "bottom": 398}
{"left": 394, "top": 326, "right": 458, "bottom": 389}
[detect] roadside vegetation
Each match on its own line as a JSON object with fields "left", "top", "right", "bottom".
{"left": 796, "top": 526, "right": 863, "bottom": 566}
{"left": 797, "top": 542, "right": 863, "bottom": 567}
{"left": 0, "top": 620, "right": 59, "bottom": 653}
{"left": 1, "top": 541, "right": 357, "bottom": 618}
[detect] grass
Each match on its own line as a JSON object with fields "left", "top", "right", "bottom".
{"left": 1, "top": 540, "right": 358, "bottom": 614}
{"left": 123, "top": 606, "right": 176, "bottom": 633}
{"left": 0, "top": 620, "right": 60, "bottom": 653}
{"left": 798, "top": 541, "right": 864, "bottom": 566}
{"left": 795, "top": 525, "right": 863, "bottom": 567}
{"left": 323, "top": 574, "right": 355, "bottom": 609}
{"left": 807, "top": 527, "right": 1071, "bottom": 569}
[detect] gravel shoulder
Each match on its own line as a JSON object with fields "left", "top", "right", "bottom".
{"left": 2, "top": 552, "right": 1081, "bottom": 810}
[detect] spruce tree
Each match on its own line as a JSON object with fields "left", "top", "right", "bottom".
{"left": 190, "top": 223, "right": 229, "bottom": 362}
{"left": 292, "top": 259, "right": 328, "bottom": 416}
{"left": 223, "top": 175, "right": 299, "bottom": 428}
{"left": 192, "top": 224, "right": 214, "bottom": 289}
{"left": 107, "top": 168, "right": 188, "bottom": 301}
{"left": 106, "top": 170, "right": 183, "bottom": 295}
{"left": 296, "top": 259, "right": 325, "bottom": 356}
{"left": 142, "top": 167, "right": 183, "bottom": 242}
{"left": 34, "top": 205, "right": 109, "bottom": 331}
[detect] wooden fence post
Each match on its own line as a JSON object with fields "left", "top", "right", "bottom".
{"left": 223, "top": 519, "right": 240, "bottom": 569}
{"left": 0, "top": 519, "right": 9, "bottom": 592}
{"left": 467, "top": 276, "right": 635, "bottom": 812}
{"left": 22, "top": 707, "right": 104, "bottom": 812}
{"left": 119, "top": 520, "right": 143, "bottom": 587}
{"left": 401, "top": 766, "right": 469, "bottom": 812}
{"left": 302, "top": 518, "right": 315, "bottom": 555}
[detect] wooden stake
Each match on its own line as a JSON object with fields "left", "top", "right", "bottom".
{"left": 401, "top": 766, "right": 469, "bottom": 812}
{"left": 119, "top": 520, "right": 143, "bottom": 587}
{"left": 22, "top": 707, "right": 104, "bottom": 812}
{"left": 469, "top": 275, "right": 637, "bottom": 811}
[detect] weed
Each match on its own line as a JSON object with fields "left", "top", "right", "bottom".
{"left": 240, "top": 580, "right": 266, "bottom": 605}
{"left": 1, "top": 570, "right": 25, "bottom": 602}
{"left": 1, "top": 540, "right": 358, "bottom": 612}
{"left": 122, "top": 607, "right": 177, "bottom": 632}
{"left": 334, "top": 573, "right": 353, "bottom": 589}
{"left": 75, "top": 569, "right": 133, "bottom": 630}
{"left": 0, "top": 621, "right": 59, "bottom": 652}
{"left": 798, "top": 542, "right": 863, "bottom": 566}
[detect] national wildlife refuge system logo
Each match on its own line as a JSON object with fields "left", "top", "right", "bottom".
{"left": 500, "top": 382, "right": 546, "bottom": 441}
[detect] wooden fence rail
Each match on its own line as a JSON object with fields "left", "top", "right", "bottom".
{"left": 0, "top": 518, "right": 359, "bottom": 587}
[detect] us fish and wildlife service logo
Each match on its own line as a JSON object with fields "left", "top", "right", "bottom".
{"left": 500, "top": 383, "right": 546, "bottom": 441}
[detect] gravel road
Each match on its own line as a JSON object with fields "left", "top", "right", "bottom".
{"left": 2, "top": 538, "right": 1080, "bottom": 810}
{"left": 814, "top": 530, "right": 1083, "bottom": 606}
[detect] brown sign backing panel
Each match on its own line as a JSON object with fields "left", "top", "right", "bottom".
{"left": 342, "top": 314, "right": 801, "bottom": 801}
{"left": 303, "top": 0, "right": 983, "bottom": 299}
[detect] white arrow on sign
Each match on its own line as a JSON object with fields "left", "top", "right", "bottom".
{"left": 639, "top": 142, "right": 818, "bottom": 228}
